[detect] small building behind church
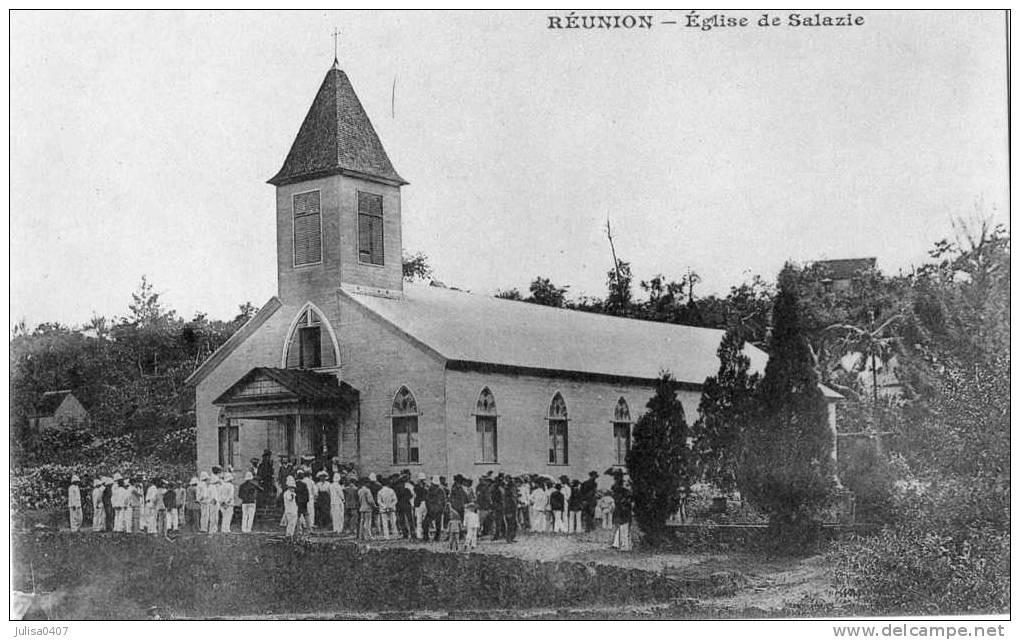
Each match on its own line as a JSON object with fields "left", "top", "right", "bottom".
{"left": 27, "top": 390, "right": 88, "bottom": 431}
{"left": 185, "top": 58, "right": 839, "bottom": 488}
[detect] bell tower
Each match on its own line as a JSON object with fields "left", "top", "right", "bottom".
{"left": 268, "top": 60, "right": 407, "bottom": 305}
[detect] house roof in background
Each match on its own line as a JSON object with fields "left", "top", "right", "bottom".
{"left": 30, "top": 390, "right": 75, "bottom": 417}
{"left": 813, "top": 257, "right": 877, "bottom": 280}
{"left": 268, "top": 64, "right": 406, "bottom": 187}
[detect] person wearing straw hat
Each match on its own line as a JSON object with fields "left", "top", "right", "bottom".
{"left": 91, "top": 478, "right": 105, "bottom": 532}
{"left": 314, "top": 470, "right": 332, "bottom": 530}
{"left": 344, "top": 474, "right": 359, "bottom": 535}
{"left": 219, "top": 471, "right": 236, "bottom": 533}
{"left": 357, "top": 477, "right": 376, "bottom": 541}
{"left": 282, "top": 476, "right": 298, "bottom": 538}
{"left": 112, "top": 473, "right": 128, "bottom": 533}
{"left": 185, "top": 477, "right": 200, "bottom": 532}
{"left": 67, "top": 474, "right": 83, "bottom": 532}
{"left": 199, "top": 471, "right": 216, "bottom": 533}
{"left": 377, "top": 477, "right": 397, "bottom": 540}
{"left": 239, "top": 471, "right": 261, "bottom": 533}
{"left": 144, "top": 477, "right": 161, "bottom": 534}
{"left": 301, "top": 466, "right": 317, "bottom": 531}
{"left": 423, "top": 476, "right": 446, "bottom": 542}
{"left": 294, "top": 469, "right": 311, "bottom": 535}
{"left": 413, "top": 472, "right": 428, "bottom": 540}
{"left": 329, "top": 473, "right": 345, "bottom": 535}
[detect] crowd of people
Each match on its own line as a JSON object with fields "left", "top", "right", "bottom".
{"left": 65, "top": 449, "right": 635, "bottom": 552}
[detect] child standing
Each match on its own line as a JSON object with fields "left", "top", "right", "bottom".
{"left": 67, "top": 475, "right": 83, "bottom": 532}
{"left": 446, "top": 504, "right": 462, "bottom": 551}
{"left": 598, "top": 491, "right": 616, "bottom": 530}
{"left": 463, "top": 503, "right": 480, "bottom": 550}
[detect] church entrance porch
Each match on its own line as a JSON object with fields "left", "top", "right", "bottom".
{"left": 212, "top": 367, "right": 360, "bottom": 484}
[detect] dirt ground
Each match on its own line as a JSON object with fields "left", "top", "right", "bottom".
{"left": 275, "top": 524, "right": 835, "bottom": 612}
{"left": 32, "top": 517, "right": 835, "bottom": 616}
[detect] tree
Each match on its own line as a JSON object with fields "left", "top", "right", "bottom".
{"left": 605, "top": 260, "right": 633, "bottom": 315}
{"left": 494, "top": 288, "right": 523, "bottom": 301}
{"left": 526, "top": 277, "right": 569, "bottom": 308}
{"left": 741, "top": 266, "right": 837, "bottom": 534}
{"left": 691, "top": 329, "right": 760, "bottom": 496}
{"left": 626, "top": 372, "right": 692, "bottom": 546}
{"left": 402, "top": 251, "right": 433, "bottom": 282}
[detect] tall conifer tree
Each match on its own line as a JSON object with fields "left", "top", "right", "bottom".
{"left": 741, "top": 265, "right": 837, "bottom": 531}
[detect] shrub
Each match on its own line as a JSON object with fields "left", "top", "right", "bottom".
{"left": 831, "top": 527, "right": 1008, "bottom": 615}
{"left": 626, "top": 373, "right": 692, "bottom": 546}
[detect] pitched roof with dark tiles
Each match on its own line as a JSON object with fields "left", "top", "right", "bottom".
{"left": 213, "top": 367, "right": 358, "bottom": 406}
{"left": 268, "top": 64, "right": 406, "bottom": 187}
{"left": 813, "top": 258, "right": 877, "bottom": 280}
{"left": 30, "top": 390, "right": 75, "bottom": 417}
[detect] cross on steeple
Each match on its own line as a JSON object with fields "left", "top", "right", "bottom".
{"left": 332, "top": 27, "right": 341, "bottom": 66}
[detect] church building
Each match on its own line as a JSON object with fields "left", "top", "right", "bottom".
{"left": 185, "top": 59, "right": 837, "bottom": 486}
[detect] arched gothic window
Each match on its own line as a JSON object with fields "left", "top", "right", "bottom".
{"left": 613, "top": 398, "right": 631, "bottom": 465}
{"left": 476, "top": 388, "right": 498, "bottom": 463}
{"left": 548, "top": 392, "right": 569, "bottom": 465}
{"left": 284, "top": 306, "right": 338, "bottom": 370}
{"left": 391, "top": 386, "right": 420, "bottom": 465}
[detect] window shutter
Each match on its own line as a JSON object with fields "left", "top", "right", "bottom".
{"left": 358, "top": 215, "right": 372, "bottom": 261}
{"left": 293, "top": 191, "right": 322, "bottom": 266}
{"left": 357, "top": 191, "right": 384, "bottom": 265}
{"left": 371, "top": 216, "right": 385, "bottom": 265}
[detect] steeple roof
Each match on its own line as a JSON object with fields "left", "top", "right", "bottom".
{"left": 268, "top": 64, "right": 407, "bottom": 187}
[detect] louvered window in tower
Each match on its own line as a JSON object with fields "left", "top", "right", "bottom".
{"left": 358, "top": 191, "right": 384, "bottom": 265}
{"left": 293, "top": 190, "right": 322, "bottom": 266}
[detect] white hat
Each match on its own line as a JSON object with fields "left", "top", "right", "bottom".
{"left": 93, "top": 478, "right": 102, "bottom": 487}
{"left": 223, "top": 472, "right": 233, "bottom": 482}
{"left": 70, "top": 474, "right": 80, "bottom": 482}
{"left": 103, "top": 476, "right": 113, "bottom": 485}
{"left": 368, "top": 473, "right": 377, "bottom": 482}
{"left": 113, "top": 472, "right": 123, "bottom": 481}
{"left": 333, "top": 473, "right": 342, "bottom": 482}
{"left": 286, "top": 476, "right": 296, "bottom": 488}
{"left": 189, "top": 477, "right": 199, "bottom": 485}
{"left": 431, "top": 475, "right": 440, "bottom": 484}
{"left": 210, "top": 475, "right": 221, "bottom": 484}
{"left": 199, "top": 471, "right": 209, "bottom": 481}
{"left": 417, "top": 472, "right": 427, "bottom": 481}
{"left": 244, "top": 471, "right": 253, "bottom": 481}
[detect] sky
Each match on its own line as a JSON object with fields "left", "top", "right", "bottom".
{"left": 9, "top": 10, "right": 1009, "bottom": 329}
